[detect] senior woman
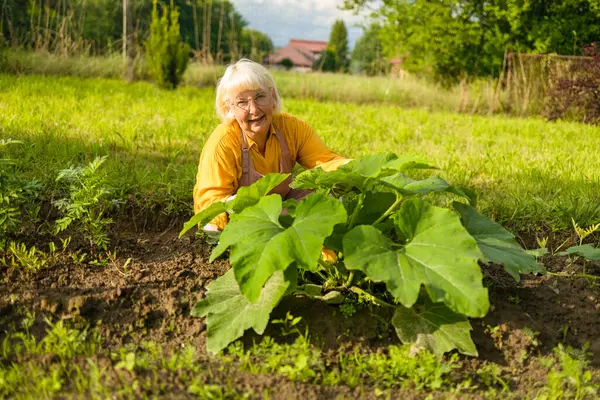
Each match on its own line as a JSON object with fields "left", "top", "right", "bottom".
{"left": 193, "top": 59, "right": 348, "bottom": 231}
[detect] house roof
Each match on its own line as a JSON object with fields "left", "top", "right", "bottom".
{"left": 288, "top": 39, "right": 328, "bottom": 53}
{"left": 265, "top": 39, "right": 328, "bottom": 67}
{"left": 267, "top": 44, "right": 317, "bottom": 68}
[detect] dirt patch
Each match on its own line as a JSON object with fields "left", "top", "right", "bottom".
{"left": 1, "top": 225, "right": 599, "bottom": 397}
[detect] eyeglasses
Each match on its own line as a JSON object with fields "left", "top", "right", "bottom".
{"left": 231, "top": 92, "right": 271, "bottom": 112}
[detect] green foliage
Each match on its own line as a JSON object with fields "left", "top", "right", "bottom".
{"left": 0, "top": 0, "right": 252, "bottom": 61}
{"left": 279, "top": 58, "right": 294, "bottom": 70}
{"left": 180, "top": 173, "right": 289, "bottom": 237}
{"left": 343, "top": 201, "right": 489, "bottom": 318}
{"left": 3, "top": 74, "right": 600, "bottom": 233}
{"left": 314, "top": 49, "right": 340, "bottom": 73}
{"left": 144, "top": 0, "right": 190, "bottom": 89}
{"left": 211, "top": 194, "right": 346, "bottom": 302}
{"left": 186, "top": 152, "right": 541, "bottom": 356}
{"left": 224, "top": 334, "right": 455, "bottom": 391}
{"left": 240, "top": 28, "right": 273, "bottom": 63}
{"left": 537, "top": 344, "right": 599, "bottom": 399}
{"left": 453, "top": 202, "right": 545, "bottom": 281}
{"left": 343, "top": 0, "right": 600, "bottom": 83}
{"left": 2, "top": 242, "right": 48, "bottom": 271}
{"left": 192, "top": 269, "right": 295, "bottom": 354}
{"left": 0, "top": 139, "right": 41, "bottom": 242}
{"left": 326, "top": 19, "right": 349, "bottom": 72}
{"left": 53, "top": 156, "right": 114, "bottom": 252}
{"left": 351, "top": 24, "right": 389, "bottom": 76}
{"left": 558, "top": 244, "right": 600, "bottom": 261}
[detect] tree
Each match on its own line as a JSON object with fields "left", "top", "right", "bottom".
{"left": 144, "top": 0, "right": 190, "bottom": 89}
{"left": 351, "top": 24, "right": 389, "bottom": 76}
{"left": 278, "top": 58, "right": 293, "bottom": 70}
{"left": 314, "top": 49, "right": 339, "bottom": 72}
{"left": 239, "top": 28, "right": 272, "bottom": 63}
{"left": 327, "top": 19, "right": 349, "bottom": 72}
{"left": 342, "top": 0, "right": 600, "bottom": 83}
{"left": 0, "top": 0, "right": 248, "bottom": 61}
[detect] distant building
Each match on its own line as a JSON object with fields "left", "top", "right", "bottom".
{"left": 265, "top": 39, "right": 328, "bottom": 72}
{"left": 390, "top": 56, "right": 409, "bottom": 79}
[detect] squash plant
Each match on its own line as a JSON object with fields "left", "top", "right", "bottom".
{"left": 180, "top": 152, "right": 545, "bottom": 357}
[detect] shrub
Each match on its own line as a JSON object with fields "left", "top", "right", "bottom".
{"left": 144, "top": 0, "right": 190, "bottom": 89}
{"left": 545, "top": 43, "right": 600, "bottom": 124}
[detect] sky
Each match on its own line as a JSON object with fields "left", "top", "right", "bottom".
{"left": 231, "top": 0, "right": 367, "bottom": 49}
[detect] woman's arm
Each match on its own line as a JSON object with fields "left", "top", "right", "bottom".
{"left": 193, "top": 136, "right": 238, "bottom": 230}
{"left": 291, "top": 117, "right": 348, "bottom": 171}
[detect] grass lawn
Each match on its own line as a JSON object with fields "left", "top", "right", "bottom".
{"left": 1, "top": 73, "right": 599, "bottom": 233}
{"left": 2, "top": 73, "right": 600, "bottom": 399}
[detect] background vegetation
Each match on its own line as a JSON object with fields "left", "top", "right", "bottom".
{"left": 343, "top": 0, "right": 600, "bottom": 82}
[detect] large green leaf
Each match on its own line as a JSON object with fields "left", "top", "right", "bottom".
{"left": 211, "top": 193, "right": 346, "bottom": 302}
{"left": 179, "top": 173, "right": 289, "bottom": 237}
{"left": 290, "top": 167, "right": 328, "bottom": 190}
{"left": 381, "top": 173, "right": 473, "bottom": 204}
{"left": 343, "top": 198, "right": 489, "bottom": 317}
{"left": 382, "top": 174, "right": 449, "bottom": 195}
{"left": 352, "top": 191, "right": 397, "bottom": 226}
{"left": 291, "top": 167, "right": 368, "bottom": 192}
{"left": 453, "top": 202, "right": 545, "bottom": 281}
{"left": 192, "top": 268, "right": 293, "bottom": 354}
{"left": 292, "top": 153, "right": 438, "bottom": 194}
{"left": 558, "top": 244, "right": 600, "bottom": 261}
{"left": 381, "top": 156, "right": 438, "bottom": 173}
{"left": 230, "top": 173, "right": 290, "bottom": 213}
{"left": 179, "top": 202, "right": 228, "bottom": 237}
{"left": 392, "top": 297, "right": 478, "bottom": 358}
{"left": 344, "top": 152, "right": 398, "bottom": 177}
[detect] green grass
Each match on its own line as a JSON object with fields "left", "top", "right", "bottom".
{"left": 2, "top": 51, "right": 510, "bottom": 115}
{"left": 1, "top": 73, "right": 599, "bottom": 232}
{"left": 1, "top": 314, "right": 598, "bottom": 399}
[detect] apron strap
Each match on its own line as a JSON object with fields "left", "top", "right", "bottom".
{"left": 240, "top": 128, "right": 250, "bottom": 186}
{"left": 273, "top": 124, "right": 294, "bottom": 173}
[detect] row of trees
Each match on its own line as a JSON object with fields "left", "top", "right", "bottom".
{"left": 0, "top": 0, "right": 273, "bottom": 63}
{"left": 343, "top": 0, "right": 600, "bottom": 82}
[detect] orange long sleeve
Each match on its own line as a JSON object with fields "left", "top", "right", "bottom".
{"left": 193, "top": 113, "right": 347, "bottom": 229}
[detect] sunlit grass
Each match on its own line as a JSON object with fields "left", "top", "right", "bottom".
{"left": 3, "top": 51, "right": 506, "bottom": 114}
{"left": 1, "top": 73, "right": 599, "bottom": 231}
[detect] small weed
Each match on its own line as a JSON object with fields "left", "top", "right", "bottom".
{"left": 2, "top": 242, "right": 49, "bottom": 271}
{"left": 339, "top": 302, "right": 357, "bottom": 318}
{"left": 271, "top": 312, "right": 303, "bottom": 336}
{"left": 53, "top": 156, "right": 115, "bottom": 253}
{"left": 537, "top": 344, "right": 599, "bottom": 400}
{"left": 477, "top": 363, "right": 509, "bottom": 392}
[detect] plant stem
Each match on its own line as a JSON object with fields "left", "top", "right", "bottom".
{"left": 317, "top": 257, "right": 332, "bottom": 272}
{"left": 372, "top": 192, "right": 403, "bottom": 226}
{"left": 548, "top": 271, "right": 598, "bottom": 280}
{"left": 347, "top": 193, "right": 364, "bottom": 230}
{"left": 349, "top": 286, "right": 395, "bottom": 307}
{"left": 345, "top": 271, "right": 354, "bottom": 287}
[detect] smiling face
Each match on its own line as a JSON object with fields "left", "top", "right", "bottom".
{"left": 230, "top": 89, "right": 274, "bottom": 139}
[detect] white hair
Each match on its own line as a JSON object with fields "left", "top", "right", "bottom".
{"left": 215, "top": 59, "right": 283, "bottom": 121}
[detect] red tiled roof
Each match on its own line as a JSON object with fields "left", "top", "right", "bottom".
{"left": 267, "top": 43, "right": 320, "bottom": 68}
{"left": 289, "top": 39, "right": 328, "bottom": 53}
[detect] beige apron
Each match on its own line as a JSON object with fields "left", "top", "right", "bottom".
{"left": 237, "top": 124, "right": 312, "bottom": 201}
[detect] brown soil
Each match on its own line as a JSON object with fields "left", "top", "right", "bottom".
{"left": 1, "top": 224, "right": 599, "bottom": 398}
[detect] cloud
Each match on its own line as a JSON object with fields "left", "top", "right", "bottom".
{"left": 231, "top": 0, "right": 366, "bottom": 48}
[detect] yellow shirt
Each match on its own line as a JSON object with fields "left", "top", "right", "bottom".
{"left": 193, "top": 112, "right": 347, "bottom": 229}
